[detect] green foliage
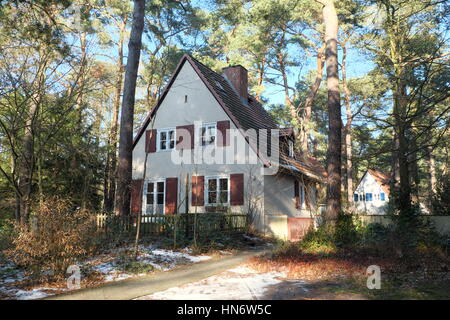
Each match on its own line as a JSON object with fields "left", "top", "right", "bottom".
{"left": 431, "top": 174, "right": 450, "bottom": 215}
{"left": 299, "top": 209, "right": 445, "bottom": 258}
{"left": 115, "top": 252, "right": 155, "bottom": 274}
{"left": 0, "top": 220, "right": 15, "bottom": 255}
{"left": 299, "top": 212, "right": 363, "bottom": 252}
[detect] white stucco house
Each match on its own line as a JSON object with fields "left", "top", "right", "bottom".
{"left": 353, "top": 169, "right": 391, "bottom": 215}
{"left": 131, "top": 54, "right": 326, "bottom": 237}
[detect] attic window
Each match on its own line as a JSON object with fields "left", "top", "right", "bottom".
{"left": 184, "top": 95, "right": 188, "bottom": 103}
{"left": 288, "top": 140, "right": 294, "bottom": 157}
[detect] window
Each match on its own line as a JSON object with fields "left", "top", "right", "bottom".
{"left": 200, "top": 123, "right": 216, "bottom": 147}
{"left": 359, "top": 194, "right": 363, "bottom": 201}
{"left": 380, "top": 192, "right": 385, "bottom": 201}
{"left": 158, "top": 129, "right": 175, "bottom": 151}
{"left": 300, "top": 183, "right": 305, "bottom": 208}
{"left": 288, "top": 140, "right": 294, "bottom": 157}
{"left": 144, "top": 181, "right": 165, "bottom": 214}
{"left": 365, "top": 193, "right": 373, "bottom": 201}
{"left": 206, "top": 176, "right": 229, "bottom": 205}
{"left": 354, "top": 194, "right": 359, "bottom": 202}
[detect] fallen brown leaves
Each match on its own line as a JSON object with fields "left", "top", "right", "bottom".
{"left": 248, "top": 245, "right": 450, "bottom": 286}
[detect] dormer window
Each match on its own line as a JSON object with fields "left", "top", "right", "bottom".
{"left": 200, "top": 123, "right": 216, "bottom": 146}
{"left": 288, "top": 140, "right": 294, "bottom": 157}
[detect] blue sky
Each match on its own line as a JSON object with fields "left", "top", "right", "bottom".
{"left": 263, "top": 45, "right": 375, "bottom": 105}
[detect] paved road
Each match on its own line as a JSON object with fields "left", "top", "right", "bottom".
{"left": 46, "top": 249, "right": 265, "bottom": 300}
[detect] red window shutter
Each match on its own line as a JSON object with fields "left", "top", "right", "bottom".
{"left": 217, "top": 120, "right": 230, "bottom": 147}
{"left": 230, "top": 174, "right": 244, "bottom": 206}
{"left": 191, "top": 176, "right": 204, "bottom": 206}
{"left": 165, "top": 178, "right": 178, "bottom": 214}
{"left": 176, "top": 125, "right": 194, "bottom": 150}
{"left": 130, "top": 179, "right": 143, "bottom": 216}
{"left": 294, "top": 180, "right": 300, "bottom": 209}
{"left": 145, "top": 129, "right": 157, "bottom": 153}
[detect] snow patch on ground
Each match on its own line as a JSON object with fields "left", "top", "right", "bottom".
{"left": 137, "top": 265, "right": 308, "bottom": 300}
{"left": 0, "top": 245, "right": 212, "bottom": 299}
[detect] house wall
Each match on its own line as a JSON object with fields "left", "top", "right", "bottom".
{"left": 354, "top": 172, "right": 389, "bottom": 215}
{"left": 265, "top": 214, "right": 288, "bottom": 241}
{"left": 263, "top": 174, "right": 316, "bottom": 218}
{"left": 132, "top": 61, "right": 266, "bottom": 231}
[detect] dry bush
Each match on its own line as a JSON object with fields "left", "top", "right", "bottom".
{"left": 6, "top": 198, "right": 97, "bottom": 279}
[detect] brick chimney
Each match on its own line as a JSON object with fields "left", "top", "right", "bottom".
{"left": 222, "top": 65, "right": 248, "bottom": 101}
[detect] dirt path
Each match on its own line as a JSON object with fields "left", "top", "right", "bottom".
{"left": 45, "top": 249, "right": 266, "bottom": 300}
{"left": 136, "top": 265, "right": 368, "bottom": 300}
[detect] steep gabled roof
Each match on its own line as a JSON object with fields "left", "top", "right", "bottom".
{"left": 368, "top": 169, "right": 391, "bottom": 194}
{"left": 188, "top": 55, "right": 278, "bottom": 130}
{"left": 133, "top": 54, "right": 277, "bottom": 148}
{"left": 280, "top": 153, "right": 327, "bottom": 182}
{"left": 132, "top": 54, "right": 326, "bottom": 182}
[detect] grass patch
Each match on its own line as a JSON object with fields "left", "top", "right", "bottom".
{"left": 116, "top": 258, "right": 155, "bottom": 274}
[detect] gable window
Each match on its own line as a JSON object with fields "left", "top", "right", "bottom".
{"left": 158, "top": 129, "right": 175, "bottom": 151}
{"left": 365, "top": 193, "right": 373, "bottom": 201}
{"left": 200, "top": 123, "right": 216, "bottom": 147}
{"left": 144, "top": 180, "right": 165, "bottom": 214}
{"left": 206, "top": 176, "right": 229, "bottom": 205}
{"left": 288, "top": 140, "right": 294, "bottom": 157}
{"left": 354, "top": 194, "right": 359, "bottom": 202}
{"left": 380, "top": 192, "right": 385, "bottom": 201}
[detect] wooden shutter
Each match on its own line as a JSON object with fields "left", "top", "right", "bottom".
{"left": 191, "top": 176, "right": 204, "bottom": 206}
{"left": 217, "top": 120, "right": 230, "bottom": 147}
{"left": 294, "top": 180, "right": 300, "bottom": 209}
{"left": 130, "top": 179, "right": 143, "bottom": 216}
{"left": 145, "top": 129, "right": 157, "bottom": 153}
{"left": 165, "top": 178, "right": 178, "bottom": 214}
{"left": 230, "top": 173, "right": 244, "bottom": 206}
{"left": 176, "top": 125, "right": 194, "bottom": 150}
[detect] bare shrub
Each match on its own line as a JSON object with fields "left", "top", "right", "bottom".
{"left": 6, "top": 198, "right": 97, "bottom": 279}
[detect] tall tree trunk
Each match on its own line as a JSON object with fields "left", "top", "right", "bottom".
{"left": 115, "top": 0, "right": 145, "bottom": 216}
{"left": 105, "top": 18, "right": 127, "bottom": 213}
{"left": 18, "top": 51, "right": 47, "bottom": 225}
{"left": 393, "top": 74, "right": 412, "bottom": 214}
{"left": 341, "top": 42, "right": 353, "bottom": 207}
{"left": 427, "top": 145, "right": 436, "bottom": 194}
{"left": 427, "top": 145, "right": 436, "bottom": 211}
{"left": 299, "top": 44, "right": 325, "bottom": 153}
{"left": 19, "top": 92, "right": 38, "bottom": 225}
{"left": 320, "top": 0, "right": 342, "bottom": 222}
{"left": 409, "top": 136, "right": 420, "bottom": 203}
{"left": 392, "top": 132, "right": 400, "bottom": 186}
{"left": 255, "top": 57, "right": 265, "bottom": 103}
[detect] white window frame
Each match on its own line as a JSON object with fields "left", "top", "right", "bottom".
{"left": 300, "top": 183, "right": 306, "bottom": 209}
{"left": 288, "top": 140, "right": 294, "bottom": 157}
{"left": 205, "top": 175, "right": 230, "bottom": 206}
{"left": 157, "top": 128, "right": 176, "bottom": 152}
{"left": 199, "top": 122, "right": 217, "bottom": 147}
{"left": 142, "top": 179, "right": 166, "bottom": 215}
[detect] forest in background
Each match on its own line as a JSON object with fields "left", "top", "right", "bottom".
{"left": 0, "top": 0, "right": 449, "bottom": 225}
